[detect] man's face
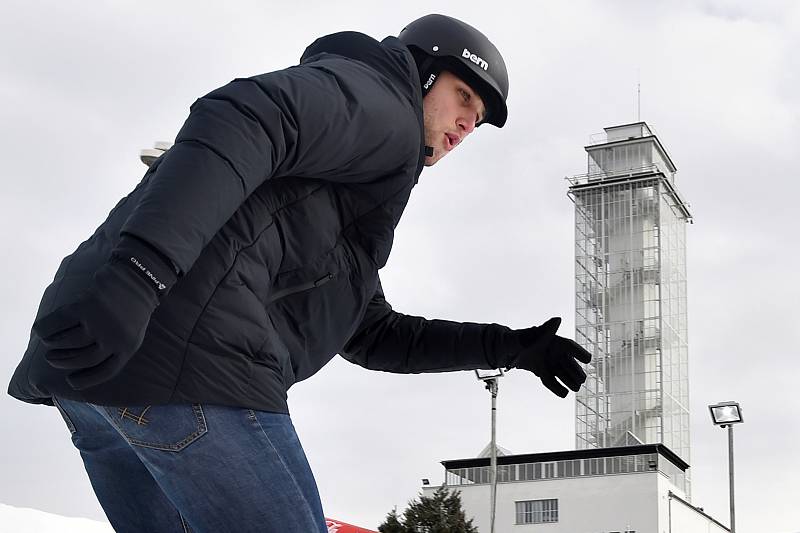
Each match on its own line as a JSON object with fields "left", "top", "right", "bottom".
{"left": 422, "top": 70, "right": 486, "bottom": 166}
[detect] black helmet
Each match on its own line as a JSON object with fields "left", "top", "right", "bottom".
{"left": 399, "top": 14, "right": 509, "bottom": 128}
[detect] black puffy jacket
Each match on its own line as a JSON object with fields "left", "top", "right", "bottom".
{"left": 9, "top": 32, "right": 520, "bottom": 413}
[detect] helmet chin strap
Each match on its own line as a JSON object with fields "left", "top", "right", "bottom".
{"left": 424, "top": 146, "right": 434, "bottom": 157}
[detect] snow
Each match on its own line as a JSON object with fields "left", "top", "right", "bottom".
{"left": 0, "top": 503, "right": 112, "bottom": 533}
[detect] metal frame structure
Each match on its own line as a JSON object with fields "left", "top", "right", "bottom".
{"left": 568, "top": 123, "right": 692, "bottom": 487}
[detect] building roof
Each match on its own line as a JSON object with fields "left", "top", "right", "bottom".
{"left": 441, "top": 443, "right": 689, "bottom": 472}
{"left": 584, "top": 121, "right": 678, "bottom": 173}
{"left": 477, "top": 442, "right": 513, "bottom": 458}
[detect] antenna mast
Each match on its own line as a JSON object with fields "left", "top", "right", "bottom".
{"left": 637, "top": 69, "right": 641, "bottom": 121}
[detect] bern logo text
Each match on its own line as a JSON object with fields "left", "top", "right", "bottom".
{"left": 462, "top": 48, "right": 488, "bottom": 71}
{"left": 423, "top": 73, "right": 437, "bottom": 90}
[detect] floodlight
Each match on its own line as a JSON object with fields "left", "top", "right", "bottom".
{"left": 154, "top": 141, "right": 174, "bottom": 151}
{"left": 474, "top": 368, "right": 504, "bottom": 381}
{"left": 421, "top": 478, "right": 430, "bottom": 486}
{"left": 473, "top": 367, "right": 503, "bottom": 533}
{"left": 708, "top": 401, "right": 743, "bottom": 426}
{"left": 139, "top": 141, "right": 174, "bottom": 167}
{"left": 708, "top": 400, "right": 743, "bottom": 533}
{"left": 140, "top": 149, "right": 162, "bottom": 167}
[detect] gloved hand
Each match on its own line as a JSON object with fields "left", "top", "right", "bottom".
{"left": 509, "top": 317, "right": 592, "bottom": 398}
{"left": 33, "top": 236, "right": 177, "bottom": 390}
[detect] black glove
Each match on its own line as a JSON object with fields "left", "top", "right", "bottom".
{"left": 509, "top": 317, "right": 592, "bottom": 398}
{"left": 33, "top": 236, "right": 177, "bottom": 390}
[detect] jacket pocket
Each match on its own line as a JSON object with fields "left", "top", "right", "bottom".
{"left": 101, "top": 404, "right": 207, "bottom": 452}
{"left": 265, "top": 272, "right": 335, "bottom": 305}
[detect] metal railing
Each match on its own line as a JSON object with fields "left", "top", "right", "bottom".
{"left": 588, "top": 124, "right": 659, "bottom": 146}
{"left": 566, "top": 163, "right": 668, "bottom": 187}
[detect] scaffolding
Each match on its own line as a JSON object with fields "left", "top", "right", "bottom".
{"left": 568, "top": 123, "right": 692, "bottom": 473}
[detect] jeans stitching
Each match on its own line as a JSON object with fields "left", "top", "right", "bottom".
{"left": 105, "top": 404, "right": 208, "bottom": 451}
{"left": 249, "top": 413, "right": 319, "bottom": 528}
{"left": 52, "top": 397, "right": 76, "bottom": 434}
{"left": 118, "top": 406, "right": 151, "bottom": 425}
{"left": 180, "top": 513, "right": 191, "bottom": 533}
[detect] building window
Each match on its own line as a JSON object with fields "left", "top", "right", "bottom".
{"left": 444, "top": 452, "right": 678, "bottom": 488}
{"left": 515, "top": 499, "right": 559, "bottom": 524}
{"left": 523, "top": 463, "right": 534, "bottom": 480}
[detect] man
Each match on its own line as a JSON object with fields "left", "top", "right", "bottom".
{"left": 8, "top": 14, "right": 591, "bottom": 533}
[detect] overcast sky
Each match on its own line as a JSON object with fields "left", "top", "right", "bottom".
{"left": 1, "top": 0, "right": 798, "bottom": 531}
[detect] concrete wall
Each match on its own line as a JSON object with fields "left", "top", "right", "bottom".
{"left": 432, "top": 471, "right": 659, "bottom": 533}
{"left": 668, "top": 500, "right": 729, "bottom": 533}
{"left": 421, "top": 467, "right": 725, "bottom": 532}
{"left": 657, "top": 476, "right": 728, "bottom": 533}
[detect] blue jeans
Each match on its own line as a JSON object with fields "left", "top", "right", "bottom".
{"left": 53, "top": 398, "right": 327, "bottom": 533}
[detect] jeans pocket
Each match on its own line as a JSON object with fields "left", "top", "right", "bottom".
{"left": 102, "top": 404, "right": 207, "bottom": 452}
{"left": 52, "top": 397, "right": 76, "bottom": 435}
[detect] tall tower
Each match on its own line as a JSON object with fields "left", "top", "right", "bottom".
{"left": 569, "top": 123, "right": 692, "bottom": 467}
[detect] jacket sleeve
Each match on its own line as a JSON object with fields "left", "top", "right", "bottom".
{"left": 340, "top": 281, "right": 522, "bottom": 373}
{"left": 120, "top": 57, "right": 420, "bottom": 273}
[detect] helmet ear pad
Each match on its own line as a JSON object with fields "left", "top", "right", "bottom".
{"left": 410, "top": 47, "right": 443, "bottom": 97}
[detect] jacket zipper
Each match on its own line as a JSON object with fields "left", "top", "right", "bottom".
{"left": 265, "top": 273, "right": 335, "bottom": 305}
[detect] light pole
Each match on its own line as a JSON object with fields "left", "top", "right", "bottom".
{"left": 475, "top": 369, "right": 503, "bottom": 533}
{"left": 708, "top": 401, "right": 744, "bottom": 533}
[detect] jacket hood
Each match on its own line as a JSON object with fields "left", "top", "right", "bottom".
{"left": 300, "top": 32, "right": 422, "bottom": 101}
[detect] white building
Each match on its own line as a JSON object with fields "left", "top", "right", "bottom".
{"left": 422, "top": 444, "right": 727, "bottom": 533}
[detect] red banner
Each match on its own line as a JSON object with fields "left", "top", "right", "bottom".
{"left": 325, "top": 517, "right": 378, "bottom": 533}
